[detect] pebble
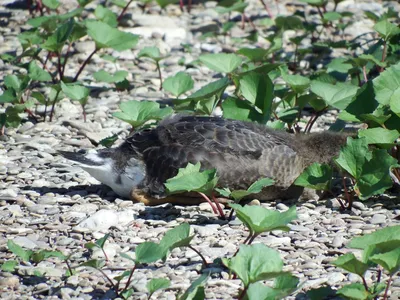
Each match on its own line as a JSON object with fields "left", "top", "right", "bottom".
{"left": 74, "top": 209, "right": 135, "bottom": 232}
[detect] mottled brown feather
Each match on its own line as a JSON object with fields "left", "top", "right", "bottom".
{"left": 115, "top": 115, "right": 350, "bottom": 201}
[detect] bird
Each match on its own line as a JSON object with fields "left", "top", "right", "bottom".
{"left": 59, "top": 115, "right": 350, "bottom": 206}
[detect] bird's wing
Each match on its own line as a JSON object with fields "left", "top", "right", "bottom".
{"left": 123, "top": 116, "right": 300, "bottom": 196}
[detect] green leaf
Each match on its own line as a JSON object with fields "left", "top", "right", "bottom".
{"left": 332, "top": 253, "right": 369, "bottom": 277}
{"left": 336, "top": 283, "right": 369, "bottom": 300}
{"left": 349, "top": 225, "right": 400, "bottom": 249}
{"left": 294, "top": 163, "right": 332, "bottom": 190}
{"left": 245, "top": 274, "right": 299, "bottom": 300}
{"left": 229, "top": 205, "right": 297, "bottom": 234}
{"left": 373, "top": 20, "right": 400, "bottom": 41}
{"left": 163, "top": 72, "right": 194, "bottom": 98}
{"left": 155, "top": 0, "right": 179, "bottom": 9}
{"left": 112, "top": 100, "right": 173, "bottom": 128}
{"left": 7, "top": 240, "right": 33, "bottom": 262}
{"left": 86, "top": 20, "right": 139, "bottom": 51}
{"left": 93, "top": 70, "right": 128, "bottom": 83}
{"left": 323, "top": 12, "right": 342, "bottom": 22}
{"left": 0, "top": 90, "right": 16, "bottom": 103}
{"left": 275, "top": 15, "right": 304, "bottom": 30}
{"left": 370, "top": 247, "right": 400, "bottom": 275}
{"left": 306, "top": 287, "right": 336, "bottom": 300}
{"left": 80, "top": 259, "right": 106, "bottom": 269}
{"left": 334, "top": 137, "right": 371, "bottom": 178}
{"left": 215, "top": 1, "right": 248, "bottom": 14}
{"left": 138, "top": 46, "right": 163, "bottom": 61}
{"left": 159, "top": 223, "right": 194, "bottom": 254}
{"left": 42, "top": 0, "right": 60, "bottom": 9}
{"left": 165, "top": 163, "right": 218, "bottom": 195}
{"left": 373, "top": 62, "right": 400, "bottom": 106}
{"left": 339, "top": 81, "right": 379, "bottom": 123}
{"left": 147, "top": 278, "right": 171, "bottom": 297}
{"left": 237, "top": 48, "right": 269, "bottom": 62}
{"left": 94, "top": 5, "right": 118, "bottom": 27}
{"left": 311, "top": 81, "right": 358, "bottom": 110}
{"left": 1, "top": 260, "right": 18, "bottom": 272}
{"left": 358, "top": 128, "right": 399, "bottom": 145}
{"left": 357, "top": 149, "right": 398, "bottom": 199}
{"left": 199, "top": 53, "right": 242, "bottom": 74}
{"left": 227, "top": 178, "right": 275, "bottom": 201}
{"left": 28, "top": 61, "right": 52, "bottom": 82}
{"left": 42, "top": 19, "right": 74, "bottom": 52}
{"left": 61, "top": 82, "right": 90, "bottom": 105}
{"left": 99, "top": 134, "right": 118, "bottom": 148}
{"left": 239, "top": 71, "right": 273, "bottom": 121}
{"left": 298, "top": 0, "right": 327, "bottom": 7}
{"left": 247, "top": 178, "right": 275, "bottom": 194}
{"left": 4, "top": 75, "right": 22, "bottom": 92}
{"left": 222, "top": 97, "right": 264, "bottom": 123}
{"left": 280, "top": 67, "right": 310, "bottom": 94}
{"left": 135, "top": 242, "right": 165, "bottom": 264}
{"left": 179, "top": 273, "right": 209, "bottom": 300}
{"left": 222, "top": 244, "right": 284, "bottom": 287}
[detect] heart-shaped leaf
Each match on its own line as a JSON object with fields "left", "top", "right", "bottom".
{"left": 86, "top": 20, "right": 139, "bottom": 51}
{"left": 229, "top": 205, "right": 297, "bottom": 234}
{"left": 199, "top": 53, "right": 242, "bottom": 73}
{"left": 222, "top": 244, "right": 285, "bottom": 287}
{"left": 165, "top": 163, "right": 218, "bottom": 195}
{"left": 112, "top": 100, "right": 173, "bottom": 128}
{"left": 163, "top": 72, "right": 194, "bottom": 98}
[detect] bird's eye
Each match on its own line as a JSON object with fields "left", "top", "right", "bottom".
{"left": 78, "top": 149, "right": 87, "bottom": 154}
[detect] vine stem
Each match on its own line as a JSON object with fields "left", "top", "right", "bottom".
{"left": 117, "top": 0, "right": 134, "bottom": 23}
{"left": 238, "top": 286, "right": 248, "bottom": 300}
{"left": 383, "top": 276, "right": 392, "bottom": 300}
{"left": 49, "top": 89, "right": 61, "bottom": 122}
{"left": 188, "top": 245, "right": 208, "bottom": 267}
{"left": 124, "top": 265, "right": 136, "bottom": 291}
{"left": 198, "top": 192, "right": 218, "bottom": 215}
{"left": 361, "top": 276, "right": 368, "bottom": 291}
{"left": 211, "top": 192, "right": 226, "bottom": 219}
{"left": 98, "top": 268, "right": 116, "bottom": 288}
{"left": 73, "top": 48, "right": 97, "bottom": 82}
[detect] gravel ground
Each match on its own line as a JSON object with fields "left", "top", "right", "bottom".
{"left": 1, "top": 0, "right": 400, "bottom": 299}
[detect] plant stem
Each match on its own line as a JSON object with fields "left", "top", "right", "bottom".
{"left": 117, "top": 0, "right": 134, "bottom": 24}
{"left": 73, "top": 48, "right": 97, "bottom": 82}
{"left": 361, "top": 276, "right": 369, "bottom": 291}
{"left": 156, "top": 60, "right": 163, "bottom": 91}
{"left": 211, "top": 192, "right": 226, "bottom": 219}
{"left": 64, "top": 259, "right": 73, "bottom": 276}
{"left": 362, "top": 66, "right": 368, "bottom": 83}
{"left": 57, "top": 52, "right": 63, "bottom": 81}
{"left": 49, "top": 89, "right": 61, "bottom": 122}
{"left": 124, "top": 265, "right": 136, "bottom": 291}
{"left": 61, "top": 43, "right": 72, "bottom": 79}
{"left": 198, "top": 192, "right": 218, "bottom": 215}
{"left": 98, "top": 268, "right": 115, "bottom": 288}
{"left": 232, "top": 231, "right": 253, "bottom": 258}
{"left": 259, "top": 0, "right": 273, "bottom": 18}
{"left": 383, "top": 276, "right": 392, "bottom": 300}
{"left": 188, "top": 245, "right": 208, "bottom": 267}
{"left": 246, "top": 234, "right": 258, "bottom": 245}
{"left": 238, "top": 285, "right": 248, "bottom": 300}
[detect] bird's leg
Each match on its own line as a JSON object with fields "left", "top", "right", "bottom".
{"left": 130, "top": 189, "right": 205, "bottom": 206}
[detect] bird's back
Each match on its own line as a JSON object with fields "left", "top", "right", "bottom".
{"left": 120, "top": 115, "right": 304, "bottom": 199}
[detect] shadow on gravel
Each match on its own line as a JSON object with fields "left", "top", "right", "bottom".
{"left": 22, "top": 184, "right": 117, "bottom": 201}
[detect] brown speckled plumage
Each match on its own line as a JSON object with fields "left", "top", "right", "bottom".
{"left": 111, "top": 115, "right": 350, "bottom": 201}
